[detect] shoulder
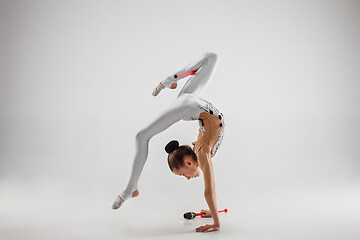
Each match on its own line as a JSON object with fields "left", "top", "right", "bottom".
{"left": 195, "top": 144, "right": 212, "bottom": 169}
{"left": 194, "top": 141, "right": 211, "bottom": 155}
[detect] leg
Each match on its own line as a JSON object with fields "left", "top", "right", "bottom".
{"left": 177, "top": 52, "right": 218, "bottom": 98}
{"left": 112, "top": 97, "right": 191, "bottom": 209}
{"left": 152, "top": 52, "right": 218, "bottom": 98}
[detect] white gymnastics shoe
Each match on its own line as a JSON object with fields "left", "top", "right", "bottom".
{"left": 160, "top": 75, "right": 177, "bottom": 89}
{"left": 152, "top": 82, "right": 165, "bottom": 96}
{"left": 152, "top": 76, "right": 177, "bottom": 96}
{"left": 112, "top": 194, "right": 125, "bottom": 209}
{"left": 111, "top": 189, "right": 139, "bottom": 209}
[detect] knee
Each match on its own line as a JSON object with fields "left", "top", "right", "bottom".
{"left": 205, "top": 52, "right": 218, "bottom": 65}
{"left": 205, "top": 52, "right": 218, "bottom": 61}
{"left": 135, "top": 129, "right": 149, "bottom": 142}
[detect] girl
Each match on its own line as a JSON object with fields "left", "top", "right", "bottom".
{"left": 112, "top": 52, "right": 225, "bottom": 233}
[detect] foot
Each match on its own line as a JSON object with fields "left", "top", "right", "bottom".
{"left": 161, "top": 76, "right": 177, "bottom": 89}
{"left": 132, "top": 189, "right": 139, "bottom": 198}
{"left": 170, "top": 82, "right": 177, "bottom": 89}
{"left": 111, "top": 194, "right": 125, "bottom": 209}
{"left": 111, "top": 189, "right": 139, "bottom": 209}
{"left": 152, "top": 82, "right": 165, "bottom": 96}
{"left": 152, "top": 76, "right": 177, "bottom": 96}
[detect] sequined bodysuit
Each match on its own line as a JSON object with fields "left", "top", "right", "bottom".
{"left": 180, "top": 94, "right": 225, "bottom": 158}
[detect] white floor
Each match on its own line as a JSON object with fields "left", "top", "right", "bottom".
{"left": 1, "top": 179, "right": 359, "bottom": 240}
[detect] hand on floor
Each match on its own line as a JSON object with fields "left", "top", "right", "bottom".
{"left": 196, "top": 223, "right": 220, "bottom": 233}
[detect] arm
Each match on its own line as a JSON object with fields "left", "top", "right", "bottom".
{"left": 197, "top": 146, "right": 220, "bottom": 226}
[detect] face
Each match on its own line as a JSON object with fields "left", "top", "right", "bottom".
{"left": 173, "top": 156, "right": 201, "bottom": 180}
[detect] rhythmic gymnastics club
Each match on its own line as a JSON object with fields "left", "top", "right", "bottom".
{"left": 183, "top": 209, "right": 228, "bottom": 220}
{"left": 174, "top": 70, "right": 197, "bottom": 78}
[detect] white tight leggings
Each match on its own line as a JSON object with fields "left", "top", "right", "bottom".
{"left": 120, "top": 52, "right": 218, "bottom": 201}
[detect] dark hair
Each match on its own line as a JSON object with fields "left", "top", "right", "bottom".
{"left": 165, "top": 140, "right": 197, "bottom": 171}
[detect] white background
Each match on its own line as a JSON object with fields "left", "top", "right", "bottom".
{"left": 1, "top": 0, "right": 359, "bottom": 239}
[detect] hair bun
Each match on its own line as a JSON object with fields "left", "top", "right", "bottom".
{"left": 165, "top": 140, "right": 179, "bottom": 154}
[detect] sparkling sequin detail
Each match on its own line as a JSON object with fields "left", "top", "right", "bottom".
{"left": 196, "top": 97, "right": 225, "bottom": 157}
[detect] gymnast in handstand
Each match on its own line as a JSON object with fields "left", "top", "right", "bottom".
{"left": 112, "top": 52, "right": 225, "bottom": 233}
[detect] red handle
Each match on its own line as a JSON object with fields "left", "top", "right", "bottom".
{"left": 195, "top": 208, "right": 228, "bottom": 216}
{"left": 175, "top": 70, "right": 197, "bottom": 78}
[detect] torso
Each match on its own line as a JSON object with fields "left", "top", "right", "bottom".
{"left": 178, "top": 93, "right": 225, "bottom": 158}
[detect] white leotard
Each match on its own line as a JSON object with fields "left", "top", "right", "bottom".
{"left": 114, "top": 52, "right": 225, "bottom": 205}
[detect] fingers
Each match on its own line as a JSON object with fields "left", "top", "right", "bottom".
{"left": 200, "top": 209, "right": 210, "bottom": 218}
{"left": 196, "top": 224, "right": 210, "bottom": 232}
{"left": 204, "top": 227, "right": 218, "bottom": 232}
{"left": 196, "top": 224, "right": 219, "bottom": 232}
{"left": 196, "top": 224, "right": 208, "bottom": 232}
{"left": 196, "top": 224, "right": 220, "bottom": 232}
{"left": 200, "top": 213, "right": 208, "bottom": 217}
